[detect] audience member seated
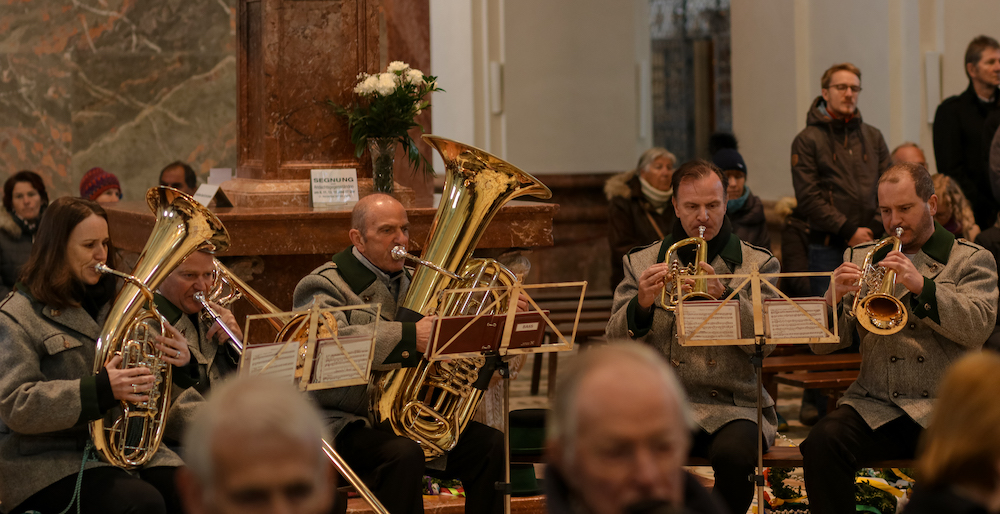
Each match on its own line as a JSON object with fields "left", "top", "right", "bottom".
{"left": 545, "top": 342, "right": 727, "bottom": 514}
{"left": 905, "top": 352, "right": 1000, "bottom": 514}
{"left": 0, "top": 197, "right": 191, "bottom": 514}
{"left": 713, "top": 147, "right": 771, "bottom": 250}
{"left": 177, "top": 376, "right": 336, "bottom": 514}
{"left": 0, "top": 170, "right": 48, "bottom": 298}
{"left": 159, "top": 161, "right": 199, "bottom": 196}
{"left": 890, "top": 141, "right": 929, "bottom": 168}
{"left": 933, "top": 173, "right": 981, "bottom": 240}
{"left": 605, "top": 147, "right": 677, "bottom": 290}
{"left": 80, "top": 167, "right": 123, "bottom": 204}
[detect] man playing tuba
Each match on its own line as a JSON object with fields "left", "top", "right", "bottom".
{"left": 292, "top": 194, "right": 505, "bottom": 514}
{"left": 606, "top": 159, "right": 780, "bottom": 514}
{"left": 801, "top": 162, "right": 998, "bottom": 514}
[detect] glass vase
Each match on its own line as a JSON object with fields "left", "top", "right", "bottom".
{"left": 368, "top": 137, "right": 397, "bottom": 194}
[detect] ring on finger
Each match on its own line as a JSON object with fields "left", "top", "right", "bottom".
{"left": 132, "top": 383, "right": 136, "bottom": 394}
{"left": 176, "top": 349, "right": 181, "bottom": 358}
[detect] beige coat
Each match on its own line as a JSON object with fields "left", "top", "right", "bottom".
{"left": 0, "top": 291, "right": 182, "bottom": 509}
{"left": 817, "top": 224, "right": 998, "bottom": 429}
{"left": 606, "top": 230, "right": 780, "bottom": 444}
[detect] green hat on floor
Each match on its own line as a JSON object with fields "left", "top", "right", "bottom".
{"left": 509, "top": 408, "right": 548, "bottom": 456}
{"left": 510, "top": 462, "right": 544, "bottom": 497}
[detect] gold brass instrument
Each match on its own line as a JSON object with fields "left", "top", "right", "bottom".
{"left": 370, "top": 135, "right": 552, "bottom": 460}
{"left": 91, "top": 186, "right": 229, "bottom": 469}
{"left": 853, "top": 227, "right": 908, "bottom": 335}
{"left": 197, "top": 287, "right": 389, "bottom": 514}
{"left": 658, "top": 225, "right": 716, "bottom": 310}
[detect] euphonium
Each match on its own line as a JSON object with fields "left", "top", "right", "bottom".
{"left": 658, "top": 225, "right": 716, "bottom": 310}
{"left": 370, "top": 135, "right": 551, "bottom": 460}
{"left": 91, "top": 186, "right": 229, "bottom": 469}
{"left": 853, "top": 227, "right": 908, "bottom": 335}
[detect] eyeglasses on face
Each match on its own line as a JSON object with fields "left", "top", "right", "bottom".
{"left": 827, "top": 84, "right": 862, "bottom": 93}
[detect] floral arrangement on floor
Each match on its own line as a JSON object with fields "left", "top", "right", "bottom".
{"left": 330, "top": 61, "right": 444, "bottom": 176}
{"left": 764, "top": 466, "right": 915, "bottom": 514}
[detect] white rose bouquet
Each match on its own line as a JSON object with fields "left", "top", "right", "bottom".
{"left": 331, "top": 61, "right": 443, "bottom": 175}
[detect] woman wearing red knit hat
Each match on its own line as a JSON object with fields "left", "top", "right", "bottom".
{"left": 79, "top": 167, "right": 122, "bottom": 204}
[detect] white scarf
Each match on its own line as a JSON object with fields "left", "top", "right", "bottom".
{"left": 639, "top": 175, "right": 672, "bottom": 214}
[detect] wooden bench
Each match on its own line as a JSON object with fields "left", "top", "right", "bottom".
{"left": 344, "top": 493, "right": 546, "bottom": 513}
{"left": 762, "top": 353, "right": 862, "bottom": 403}
{"left": 687, "top": 445, "right": 912, "bottom": 469}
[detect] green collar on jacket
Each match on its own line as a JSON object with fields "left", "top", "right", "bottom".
{"left": 153, "top": 293, "right": 184, "bottom": 325}
{"left": 330, "top": 246, "right": 378, "bottom": 295}
{"left": 871, "top": 221, "right": 954, "bottom": 264}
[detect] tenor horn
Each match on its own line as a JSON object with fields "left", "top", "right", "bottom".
{"left": 91, "top": 187, "right": 229, "bottom": 469}
{"left": 370, "top": 135, "right": 552, "bottom": 460}
{"left": 853, "top": 227, "right": 908, "bottom": 335}
{"left": 658, "top": 225, "right": 716, "bottom": 310}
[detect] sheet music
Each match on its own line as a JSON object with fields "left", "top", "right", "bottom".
{"left": 765, "top": 298, "right": 828, "bottom": 338}
{"left": 313, "top": 335, "right": 373, "bottom": 384}
{"left": 244, "top": 342, "right": 298, "bottom": 382}
{"left": 680, "top": 301, "right": 741, "bottom": 340}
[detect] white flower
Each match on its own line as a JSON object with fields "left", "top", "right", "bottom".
{"left": 375, "top": 73, "right": 397, "bottom": 95}
{"left": 405, "top": 68, "right": 424, "bottom": 85}
{"left": 387, "top": 61, "right": 409, "bottom": 73}
{"left": 354, "top": 75, "right": 378, "bottom": 95}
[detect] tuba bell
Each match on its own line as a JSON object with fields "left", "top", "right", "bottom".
{"left": 91, "top": 187, "right": 229, "bottom": 469}
{"left": 853, "top": 227, "right": 908, "bottom": 335}
{"left": 658, "top": 225, "right": 716, "bottom": 310}
{"left": 369, "top": 135, "right": 551, "bottom": 460}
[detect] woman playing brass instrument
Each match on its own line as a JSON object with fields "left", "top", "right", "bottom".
{"left": 0, "top": 197, "right": 191, "bottom": 514}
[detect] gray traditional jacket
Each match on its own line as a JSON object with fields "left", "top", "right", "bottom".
{"left": 292, "top": 246, "right": 416, "bottom": 437}
{"left": 159, "top": 294, "right": 238, "bottom": 442}
{"left": 606, "top": 227, "right": 780, "bottom": 444}
{"left": 817, "top": 223, "right": 998, "bottom": 429}
{"left": 0, "top": 290, "right": 183, "bottom": 510}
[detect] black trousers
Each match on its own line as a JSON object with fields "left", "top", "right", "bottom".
{"left": 12, "top": 466, "right": 180, "bottom": 514}
{"left": 690, "top": 419, "right": 767, "bottom": 514}
{"left": 335, "top": 421, "right": 505, "bottom": 514}
{"left": 800, "top": 405, "right": 923, "bottom": 514}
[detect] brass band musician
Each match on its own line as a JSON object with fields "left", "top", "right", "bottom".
{"left": 292, "top": 193, "right": 505, "bottom": 514}
{"left": 606, "top": 160, "right": 780, "bottom": 514}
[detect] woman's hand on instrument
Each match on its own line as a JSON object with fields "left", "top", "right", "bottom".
{"left": 105, "top": 354, "right": 153, "bottom": 402}
{"left": 156, "top": 323, "right": 191, "bottom": 367}
{"left": 879, "top": 251, "right": 924, "bottom": 295}
{"left": 205, "top": 301, "right": 243, "bottom": 344}
{"left": 637, "top": 262, "right": 672, "bottom": 309}
{"left": 826, "top": 262, "right": 862, "bottom": 306}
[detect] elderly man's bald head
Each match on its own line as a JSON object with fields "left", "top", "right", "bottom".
{"left": 348, "top": 193, "right": 410, "bottom": 273}
{"left": 352, "top": 193, "right": 403, "bottom": 233}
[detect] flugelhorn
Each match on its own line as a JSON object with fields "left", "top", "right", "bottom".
{"left": 658, "top": 225, "right": 716, "bottom": 310}
{"left": 853, "top": 227, "right": 908, "bottom": 335}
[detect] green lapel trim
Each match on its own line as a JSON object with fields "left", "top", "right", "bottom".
{"left": 656, "top": 235, "right": 676, "bottom": 263}
{"left": 154, "top": 293, "right": 184, "bottom": 325}
{"left": 330, "top": 246, "right": 377, "bottom": 295}
{"left": 872, "top": 222, "right": 954, "bottom": 264}
{"left": 655, "top": 232, "right": 742, "bottom": 267}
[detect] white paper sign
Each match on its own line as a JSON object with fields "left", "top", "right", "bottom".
{"left": 243, "top": 342, "right": 299, "bottom": 383}
{"left": 193, "top": 184, "right": 219, "bottom": 207}
{"left": 679, "top": 300, "right": 741, "bottom": 341}
{"left": 765, "top": 298, "right": 829, "bottom": 339}
{"left": 313, "top": 335, "right": 374, "bottom": 384}
{"left": 311, "top": 169, "right": 359, "bottom": 208}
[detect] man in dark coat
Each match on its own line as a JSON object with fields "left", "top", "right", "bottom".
{"left": 791, "top": 62, "right": 891, "bottom": 297}
{"left": 933, "top": 35, "right": 1000, "bottom": 228}
{"left": 712, "top": 148, "right": 771, "bottom": 250}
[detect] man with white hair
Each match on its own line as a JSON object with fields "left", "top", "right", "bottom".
{"left": 545, "top": 342, "right": 727, "bottom": 514}
{"left": 176, "top": 376, "right": 336, "bottom": 514}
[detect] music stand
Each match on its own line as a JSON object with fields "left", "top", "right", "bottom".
{"left": 674, "top": 267, "right": 838, "bottom": 513}
{"left": 428, "top": 280, "right": 586, "bottom": 514}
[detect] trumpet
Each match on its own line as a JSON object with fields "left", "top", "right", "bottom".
{"left": 658, "top": 225, "right": 716, "bottom": 310}
{"left": 853, "top": 227, "right": 908, "bottom": 335}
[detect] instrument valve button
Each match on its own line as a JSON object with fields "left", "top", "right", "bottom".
{"left": 917, "top": 356, "right": 924, "bottom": 363}
{"left": 892, "top": 391, "right": 900, "bottom": 398}
{"left": 709, "top": 390, "right": 718, "bottom": 398}
{"left": 890, "top": 356, "right": 898, "bottom": 363}
{"left": 921, "top": 390, "right": 929, "bottom": 398}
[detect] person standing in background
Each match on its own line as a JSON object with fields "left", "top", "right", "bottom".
{"left": 0, "top": 171, "right": 49, "bottom": 298}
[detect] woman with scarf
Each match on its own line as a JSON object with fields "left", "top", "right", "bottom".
{"left": 605, "top": 147, "right": 677, "bottom": 290}
{"left": 1, "top": 171, "right": 49, "bottom": 298}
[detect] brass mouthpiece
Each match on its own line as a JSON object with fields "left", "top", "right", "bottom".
{"left": 391, "top": 245, "right": 460, "bottom": 280}
{"left": 894, "top": 227, "right": 903, "bottom": 238}
{"left": 698, "top": 225, "right": 706, "bottom": 238}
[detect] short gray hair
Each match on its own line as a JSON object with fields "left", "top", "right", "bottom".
{"left": 182, "top": 376, "right": 329, "bottom": 490}
{"left": 547, "top": 341, "right": 694, "bottom": 465}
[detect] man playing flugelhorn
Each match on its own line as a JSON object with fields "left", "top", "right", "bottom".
{"left": 606, "top": 159, "right": 779, "bottom": 514}
{"left": 801, "top": 162, "right": 998, "bottom": 514}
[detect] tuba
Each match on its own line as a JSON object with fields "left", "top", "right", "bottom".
{"left": 91, "top": 187, "right": 229, "bottom": 469}
{"left": 370, "top": 135, "right": 551, "bottom": 460}
{"left": 658, "top": 225, "right": 716, "bottom": 310}
{"left": 853, "top": 227, "right": 908, "bottom": 335}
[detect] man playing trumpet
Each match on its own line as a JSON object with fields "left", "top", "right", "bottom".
{"left": 801, "top": 162, "right": 998, "bottom": 514}
{"left": 606, "top": 159, "right": 780, "bottom": 514}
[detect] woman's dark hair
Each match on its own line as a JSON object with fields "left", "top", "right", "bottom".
{"left": 3, "top": 170, "right": 50, "bottom": 213}
{"left": 19, "top": 197, "right": 118, "bottom": 309}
